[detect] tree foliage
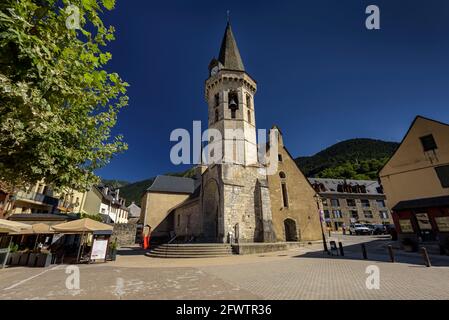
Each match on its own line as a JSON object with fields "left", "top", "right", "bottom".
{"left": 295, "top": 139, "right": 398, "bottom": 177}
{"left": 0, "top": 0, "right": 128, "bottom": 192}
{"left": 316, "top": 157, "right": 389, "bottom": 180}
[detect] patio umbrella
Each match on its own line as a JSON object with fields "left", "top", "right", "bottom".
{"left": 51, "top": 218, "right": 113, "bottom": 233}
{"left": 52, "top": 218, "right": 113, "bottom": 262}
{"left": 0, "top": 220, "right": 32, "bottom": 234}
{"left": 10, "top": 223, "right": 55, "bottom": 235}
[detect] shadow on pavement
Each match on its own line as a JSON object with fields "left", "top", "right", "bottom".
{"left": 117, "top": 246, "right": 148, "bottom": 256}
{"left": 293, "top": 239, "right": 449, "bottom": 268}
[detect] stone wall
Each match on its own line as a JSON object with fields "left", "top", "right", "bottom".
{"left": 174, "top": 199, "right": 202, "bottom": 238}
{"left": 111, "top": 223, "right": 137, "bottom": 247}
{"left": 267, "top": 137, "right": 322, "bottom": 242}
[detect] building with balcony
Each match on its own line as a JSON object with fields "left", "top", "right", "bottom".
{"left": 97, "top": 185, "right": 129, "bottom": 224}
{"left": 309, "top": 178, "right": 392, "bottom": 231}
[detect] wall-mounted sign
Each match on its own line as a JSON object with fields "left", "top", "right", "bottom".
{"left": 90, "top": 239, "right": 108, "bottom": 261}
{"left": 399, "top": 219, "right": 414, "bottom": 233}
{"left": 435, "top": 217, "right": 449, "bottom": 232}
{"left": 415, "top": 213, "right": 432, "bottom": 230}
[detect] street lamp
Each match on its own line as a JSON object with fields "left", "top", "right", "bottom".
{"left": 314, "top": 194, "right": 329, "bottom": 253}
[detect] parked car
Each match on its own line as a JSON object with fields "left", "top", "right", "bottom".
{"left": 365, "top": 224, "right": 387, "bottom": 235}
{"left": 349, "top": 224, "right": 371, "bottom": 235}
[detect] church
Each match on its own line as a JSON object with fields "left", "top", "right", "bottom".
{"left": 140, "top": 22, "right": 322, "bottom": 244}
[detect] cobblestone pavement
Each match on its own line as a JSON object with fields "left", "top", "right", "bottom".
{"left": 1, "top": 236, "right": 449, "bottom": 300}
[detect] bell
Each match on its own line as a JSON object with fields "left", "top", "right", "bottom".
{"left": 229, "top": 99, "right": 238, "bottom": 109}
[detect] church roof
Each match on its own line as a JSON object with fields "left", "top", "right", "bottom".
{"left": 218, "top": 23, "right": 245, "bottom": 71}
{"left": 147, "top": 175, "right": 197, "bottom": 194}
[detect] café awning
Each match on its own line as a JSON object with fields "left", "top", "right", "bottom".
{"left": 51, "top": 218, "right": 113, "bottom": 234}
{"left": 10, "top": 223, "right": 55, "bottom": 235}
{"left": 0, "top": 220, "right": 32, "bottom": 234}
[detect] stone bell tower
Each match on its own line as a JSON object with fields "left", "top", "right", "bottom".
{"left": 200, "top": 22, "right": 276, "bottom": 243}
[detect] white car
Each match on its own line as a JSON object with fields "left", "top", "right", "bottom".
{"left": 349, "top": 224, "right": 371, "bottom": 235}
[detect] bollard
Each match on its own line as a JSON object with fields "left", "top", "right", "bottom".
{"left": 387, "top": 245, "right": 395, "bottom": 263}
{"left": 338, "top": 242, "right": 344, "bottom": 256}
{"left": 421, "top": 247, "right": 432, "bottom": 267}
{"left": 361, "top": 243, "right": 368, "bottom": 260}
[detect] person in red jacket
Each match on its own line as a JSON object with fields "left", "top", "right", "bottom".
{"left": 143, "top": 225, "right": 151, "bottom": 250}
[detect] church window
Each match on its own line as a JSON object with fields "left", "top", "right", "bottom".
{"left": 281, "top": 182, "right": 289, "bottom": 208}
{"left": 177, "top": 214, "right": 180, "bottom": 227}
{"left": 214, "top": 93, "right": 220, "bottom": 107}
{"left": 279, "top": 171, "right": 286, "bottom": 179}
{"left": 215, "top": 109, "right": 219, "bottom": 123}
{"left": 246, "top": 94, "right": 252, "bottom": 109}
{"left": 247, "top": 110, "right": 251, "bottom": 124}
{"left": 228, "top": 91, "right": 239, "bottom": 119}
{"left": 278, "top": 154, "right": 283, "bottom": 162}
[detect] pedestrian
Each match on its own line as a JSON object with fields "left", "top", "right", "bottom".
{"left": 143, "top": 225, "right": 151, "bottom": 250}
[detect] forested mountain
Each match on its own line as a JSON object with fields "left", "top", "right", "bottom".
{"left": 295, "top": 138, "right": 399, "bottom": 179}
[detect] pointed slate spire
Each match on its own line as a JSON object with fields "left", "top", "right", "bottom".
{"left": 218, "top": 22, "right": 245, "bottom": 72}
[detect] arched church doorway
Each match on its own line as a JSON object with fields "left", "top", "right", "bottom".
{"left": 203, "top": 179, "right": 220, "bottom": 242}
{"left": 284, "top": 218, "right": 298, "bottom": 242}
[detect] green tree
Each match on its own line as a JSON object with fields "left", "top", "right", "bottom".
{"left": 0, "top": 0, "right": 128, "bottom": 193}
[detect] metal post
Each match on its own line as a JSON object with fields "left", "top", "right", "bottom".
{"left": 361, "top": 243, "right": 368, "bottom": 260}
{"left": 421, "top": 247, "right": 431, "bottom": 267}
{"left": 387, "top": 245, "right": 395, "bottom": 263}
{"left": 338, "top": 242, "right": 344, "bottom": 256}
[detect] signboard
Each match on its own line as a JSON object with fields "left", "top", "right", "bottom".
{"left": 399, "top": 219, "right": 414, "bottom": 233}
{"left": 90, "top": 239, "right": 108, "bottom": 261}
{"left": 435, "top": 217, "right": 449, "bottom": 232}
{"left": 415, "top": 213, "right": 432, "bottom": 230}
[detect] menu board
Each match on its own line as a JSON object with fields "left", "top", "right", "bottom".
{"left": 435, "top": 217, "right": 449, "bottom": 232}
{"left": 399, "top": 219, "right": 414, "bottom": 233}
{"left": 90, "top": 239, "right": 108, "bottom": 261}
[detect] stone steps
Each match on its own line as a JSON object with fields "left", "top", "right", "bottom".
{"left": 146, "top": 243, "right": 234, "bottom": 259}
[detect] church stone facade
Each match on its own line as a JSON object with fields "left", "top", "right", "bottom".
{"left": 140, "top": 23, "right": 322, "bottom": 244}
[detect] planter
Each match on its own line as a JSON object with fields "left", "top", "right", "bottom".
{"left": 109, "top": 249, "right": 117, "bottom": 261}
{"left": 18, "top": 253, "right": 30, "bottom": 266}
{"left": 9, "top": 252, "right": 20, "bottom": 265}
{"left": 36, "top": 253, "right": 52, "bottom": 268}
{"left": 27, "top": 253, "right": 39, "bottom": 267}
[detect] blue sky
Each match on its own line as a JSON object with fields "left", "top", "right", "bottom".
{"left": 97, "top": 0, "right": 449, "bottom": 182}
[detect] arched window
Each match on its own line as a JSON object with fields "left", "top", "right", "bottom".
{"left": 228, "top": 90, "right": 239, "bottom": 119}
{"left": 215, "top": 109, "right": 219, "bottom": 123}
{"left": 246, "top": 94, "right": 252, "bottom": 109}
{"left": 247, "top": 110, "right": 251, "bottom": 124}
{"left": 281, "top": 182, "right": 289, "bottom": 208}
{"left": 279, "top": 171, "right": 288, "bottom": 207}
{"left": 278, "top": 154, "right": 283, "bottom": 162}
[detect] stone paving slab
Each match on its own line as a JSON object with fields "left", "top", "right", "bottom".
{"left": 1, "top": 236, "right": 449, "bottom": 300}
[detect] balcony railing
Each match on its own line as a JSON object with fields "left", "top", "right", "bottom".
{"left": 15, "top": 190, "right": 59, "bottom": 207}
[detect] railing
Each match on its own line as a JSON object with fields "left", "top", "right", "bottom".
{"left": 15, "top": 190, "right": 59, "bottom": 207}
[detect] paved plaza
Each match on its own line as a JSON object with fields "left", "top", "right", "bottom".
{"left": 1, "top": 235, "right": 449, "bottom": 300}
